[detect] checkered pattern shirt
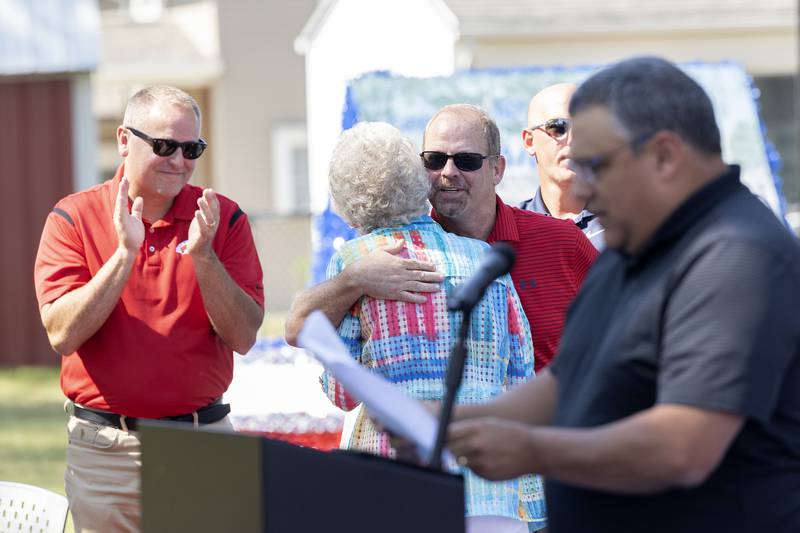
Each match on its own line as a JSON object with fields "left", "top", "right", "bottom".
{"left": 321, "top": 216, "right": 545, "bottom": 525}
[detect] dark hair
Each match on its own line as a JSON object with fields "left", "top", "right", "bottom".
{"left": 569, "top": 56, "right": 721, "bottom": 155}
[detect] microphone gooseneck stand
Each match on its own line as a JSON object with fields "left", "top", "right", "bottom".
{"left": 428, "top": 242, "right": 516, "bottom": 470}
{"left": 429, "top": 310, "right": 472, "bottom": 470}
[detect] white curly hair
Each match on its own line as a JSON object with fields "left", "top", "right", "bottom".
{"left": 329, "top": 122, "right": 431, "bottom": 233}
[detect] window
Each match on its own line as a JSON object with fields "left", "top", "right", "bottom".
{"left": 271, "top": 122, "right": 310, "bottom": 215}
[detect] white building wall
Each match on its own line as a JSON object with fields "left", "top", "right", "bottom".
{"left": 465, "top": 28, "right": 798, "bottom": 76}
{"left": 300, "top": 0, "right": 459, "bottom": 214}
{"left": 71, "top": 73, "right": 99, "bottom": 191}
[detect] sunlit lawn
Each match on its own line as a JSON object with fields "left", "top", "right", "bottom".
{"left": 0, "top": 364, "right": 74, "bottom": 532}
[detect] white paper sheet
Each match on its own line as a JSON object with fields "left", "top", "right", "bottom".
{"left": 297, "top": 310, "right": 448, "bottom": 463}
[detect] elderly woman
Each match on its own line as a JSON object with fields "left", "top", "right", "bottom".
{"left": 321, "top": 121, "right": 544, "bottom": 533}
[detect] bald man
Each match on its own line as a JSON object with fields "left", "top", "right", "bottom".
{"left": 521, "top": 83, "right": 605, "bottom": 249}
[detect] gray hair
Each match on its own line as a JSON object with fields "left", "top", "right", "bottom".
{"left": 329, "top": 122, "right": 430, "bottom": 233}
{"left": 424, "top": 104, "right": 501, "bottom": 156}
{"left": 123, "top": 85, "right": 201, "bottom": 127}
{"left": 569, "top": 56, "right": 721, "bottom": 155}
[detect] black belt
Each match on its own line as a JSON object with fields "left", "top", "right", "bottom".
{"left": 72, "top": 399, "right": 231, "bottom": 432}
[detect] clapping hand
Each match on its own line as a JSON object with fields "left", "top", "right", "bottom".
{"left": 114, "top": 177, "right": 144, "bottom": 253}
{"left": 187, "top": 188, "right": 220, "bottom": 257}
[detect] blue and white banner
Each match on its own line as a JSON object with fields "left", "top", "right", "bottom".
{"left": 311, "top": 62, "right": 787, "bottom": 283}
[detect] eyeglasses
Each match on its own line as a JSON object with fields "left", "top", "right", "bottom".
{"left": 420, "top": 151, "right": 497, "bottom": 172}
{"left": 528, "top": 118, "right": 571, "bottom": 141}
{"left": 569, "top": 132, "right": 655, "bottom": 184}
{"left": 126, "top": 126, "right": 207, "bottom": 160}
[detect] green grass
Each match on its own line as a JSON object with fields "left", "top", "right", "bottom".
{"left": 0, "top": 365, "right": 74, "bottom": 531}
{"left": 0, "top": 366, "right": 66, "bottom": 490}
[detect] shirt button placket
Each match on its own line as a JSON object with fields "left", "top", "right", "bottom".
{"left": 144, "top": 225, "right": 161, "bottom": 267}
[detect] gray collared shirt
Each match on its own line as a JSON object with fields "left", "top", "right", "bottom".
{"left": 520, "top": 187, "right": 605, "bottom": 250}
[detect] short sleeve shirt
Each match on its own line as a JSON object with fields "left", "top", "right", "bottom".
{"left": 547, "top": 166, "right": 800, "bottom": 533}
{"left": 34, "top": 165, "right": 264, "bottom": 417}
{"left": 434, "top": 196, "right": 598, "bottom": 371}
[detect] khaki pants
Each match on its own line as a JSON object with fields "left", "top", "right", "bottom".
{"left": 65, "top": 414, "right": 233, "bottom": 533}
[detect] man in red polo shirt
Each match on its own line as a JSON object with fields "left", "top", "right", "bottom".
{"left": 34, "top": 86, "right": 264, "bottom": 532}
{"left": 285, "top": 104, "right": 596, "bottom": 373}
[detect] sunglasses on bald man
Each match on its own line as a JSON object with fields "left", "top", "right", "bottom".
{"left": 126, "top": 127, "right": 208, "bottom": 160}
{"left": 420, "top": 151, "right": 497, "bottom": 172}
{"left": 529, "top": 118, "right": 571, "bottom": 141}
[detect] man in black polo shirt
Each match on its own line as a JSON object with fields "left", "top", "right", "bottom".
{"left": 445, "top": 56, "right": 800, "bottom": 533}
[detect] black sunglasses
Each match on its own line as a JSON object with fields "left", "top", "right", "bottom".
{"left": 529, "top": 118, "right": 571, "bottom": 140}
{"left": 420, "top": 151, "right": 497, "bottom": 172}
{"left": 126, "top": 126, "right": 207, "bottom": 160}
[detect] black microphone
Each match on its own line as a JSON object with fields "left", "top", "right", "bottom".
{"left": 447, "top": 242, "right": 516, "bottom": 312}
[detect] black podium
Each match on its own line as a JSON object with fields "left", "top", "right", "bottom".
{"left": 140, "top": 422, "right": 465, "bottom": 533}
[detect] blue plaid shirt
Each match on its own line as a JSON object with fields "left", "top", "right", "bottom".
{"left": 321, "top": 216, "right": 545, "bottom": 525}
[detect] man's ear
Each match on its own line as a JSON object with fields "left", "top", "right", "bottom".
{"left": 521, "top": 129, "right": 537, "bottom": 157}
{"left": 649, "top": 131, "right": 684, "bottom": 182}
{"left": 117, "top": 125, "right": 130, "bottom": 157}
{"left": 493, "top": 155, "right": 506, "bottom": 186}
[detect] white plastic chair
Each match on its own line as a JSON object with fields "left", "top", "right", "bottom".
{"left": 0, "top": 481, "right": 69, "bottom": 533}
